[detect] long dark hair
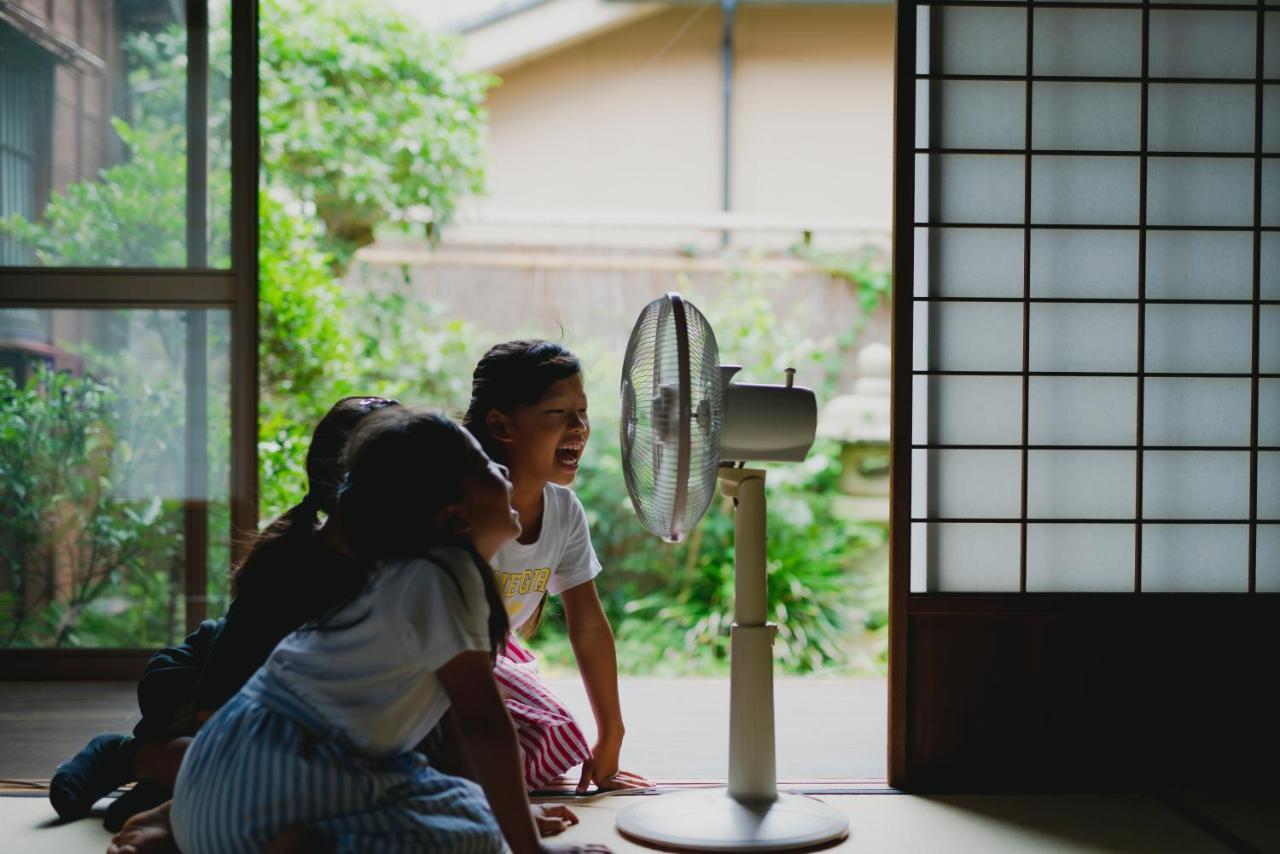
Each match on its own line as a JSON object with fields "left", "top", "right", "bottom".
{"left": 462, "top": 339, "right": 582, "bottom": 464}
{"left": 337, "top": 407, "right": 509, "bottom": 657}
{"left": 232, "top": 396, "right": 399, "bottom": 598}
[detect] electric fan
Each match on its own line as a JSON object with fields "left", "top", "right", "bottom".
{"left": 616, "top": 293, "right": 849, "bottom": 851}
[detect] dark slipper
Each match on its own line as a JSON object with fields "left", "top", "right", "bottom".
{"left": 103, "top": 780, "right": 171, "bottom": 832}
{"left": 49, "top": 733, "right": 137, "bottom": 821}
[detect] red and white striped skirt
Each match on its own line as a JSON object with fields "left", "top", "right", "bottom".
{"left": 494, "top": 634, "right": 592, "bottom": 790}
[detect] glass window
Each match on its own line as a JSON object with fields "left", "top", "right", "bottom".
{"left": 0, "top": 2, "right": 230, "bottom": 268}
{"left": 0, "top": 308, "right": 230, "bottom": 648}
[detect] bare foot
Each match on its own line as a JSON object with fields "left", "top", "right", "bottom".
{"left": 263, "top": 825, "right": 333, "bottom": 854}
{"left": 106, "top": 799, "right": 177, "bottom": 854}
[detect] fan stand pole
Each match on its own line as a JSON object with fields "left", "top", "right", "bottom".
{"left": 616, "top": 469, "right": 850, "bottom": 851}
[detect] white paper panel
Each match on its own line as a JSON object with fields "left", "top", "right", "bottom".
{"left": 1262, "top": 380, "right": 1280, "bottom": 445}
{"left": 912, "top": 449, "right": 1022, "bottom": 518}
{"left": 1031, "top": 83, "right": 1140, "bottom": 151}
{"left": 1148, "top": 10, "right": 1257, "bottom": 79}
{"left": 1143, "top": 451, "right": 1251, "bottom": 519}
{"left": 1030, "top": 229, "right": 1138, "bottom": 299}
{"left": 1029, "top": 376, "right": 1137, "bottom": 445}
{"left": 920, "top": 80, "right": 1025, "bottom": 150}
{"left": 912, "top": 375, "right": 1023, "bottom": 445}
{"left": 1259, "top": 525, "right": 1280, "bottom": 592}
{"left": 1264, "top": 160, "right": 1280, "bottom": 227}
{"left": 913, "top": 522, "right": 1022, "bottom": 592}
{"left": 917, "top": 155, "right": 1025, "bottom": 224}
{"left": 1032, "top": 156, "right": 1139, "bottom": 225}
{"left": 1028, "top": 450, "right": 1136, "bottom": 518}
{"left": 1033, "top": 9, "right": 1141, "bottom": 77}
{"left": 1259, "top": 453, "right": 1280, "bottom": 519}
{"left": 1262, "top": 307, "right": 1280, "bottom": 372}
{"left": 916, "top": 5, "right": 932, "bottom": 75}
{"left": 1148, "top": 84, "right": 1255, "bottom": 153}
{"left": 1142, "top": 525, "right": 1249, "bottom": 591}
{"left": 915, "top": 301, "right": 1024, "bottom": 372}
{"left": 1027, "top": 524, "right": 1135, "bottom": 592}
{"left": 1143, "top": 378, "right": 1253, "bottom": 446}
{"left": 914, "top": 228, "right": 1025, "bottom": 298}
{"left": 1145, "top": 231, "right": 1254, "bottom": 300}
{"left": 1267, "top": 13, "right": 1280, "bottom": 79}
{"left": 1262, "top": 87, "right": 1279, "bottom": 152}
{"left": 1145, "top": 305, "right": 1253, "bottom": 374}
{"left": 1262, "top": 234, "right": 1280, "bottom": 300}
{"left": 1146, "top": 158, "right": 1254, "bottom": 227}
{"left": 1030, "top": 304, "right": 1138, "bottom": 372}
{"left": 919, "top": 6, "right": 1027, "bottom": 76}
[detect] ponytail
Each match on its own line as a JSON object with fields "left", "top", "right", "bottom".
{"left": 230, "top": 496, "right": 320, "bottom": 597}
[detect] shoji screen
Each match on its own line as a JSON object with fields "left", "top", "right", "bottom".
{"left": 910, "top": 2, "right": 1277, "bottom": 594}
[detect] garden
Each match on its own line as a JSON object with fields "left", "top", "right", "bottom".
{"left": 0, "top": 0, "right": 889, "bottom": 675}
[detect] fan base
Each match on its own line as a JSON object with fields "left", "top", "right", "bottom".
{"left": 615, "top": 788, "right": 849, "bottom": 852}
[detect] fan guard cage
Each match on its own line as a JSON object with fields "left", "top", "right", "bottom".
{"left": 620, "top": 294, "right": 723, "bottom": 542}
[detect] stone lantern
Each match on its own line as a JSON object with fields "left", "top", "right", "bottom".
{"left": 816, "top": 343, "right": 891, "bottom": 522}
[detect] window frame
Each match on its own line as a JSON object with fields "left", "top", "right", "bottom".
{"left": 0, "top": 0, "right": 258, "bottom": 678}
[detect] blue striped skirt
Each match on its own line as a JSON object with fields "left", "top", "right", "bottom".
{"left": 170, "top": 669, "right": 502, "bottom": 853}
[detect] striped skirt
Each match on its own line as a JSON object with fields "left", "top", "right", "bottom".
{"left": 496, "top": 634, "right": 592, "bottom": 790}
{"left": 170, "top": 670, "right": 502, "bottom": 854}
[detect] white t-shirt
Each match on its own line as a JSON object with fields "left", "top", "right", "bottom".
{"left": 264, "top": 547, "right": 491, "bottom": 757}
{"left": 494, "top": 483, "right": 602, "bottom": 631}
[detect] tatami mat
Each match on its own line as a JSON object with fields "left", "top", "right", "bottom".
{"left": 5, "top": 789, "right": 1271, "bottom": 853}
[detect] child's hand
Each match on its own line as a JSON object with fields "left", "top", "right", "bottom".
{"left": 576, "top": 739, "right": 651, "bottom": 793}
{"left": 532, "top": 803, "right": 579, "bottom": 836}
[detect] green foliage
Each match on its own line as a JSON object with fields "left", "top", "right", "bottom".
{"left": 259, "top": 0, "right": 491, "bottom": 263}
{"left": 0, "top": 368, "right": 186, "bottom": 648}
{"left": 790, "top": 243, "right": 892, "bottom": 313}
{"left": 0, "top": 120, "right": 230, "bottom": 267}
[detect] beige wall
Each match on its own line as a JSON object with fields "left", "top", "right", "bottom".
{"left": 446, "top": 4, "right": 895, "bottom": 251}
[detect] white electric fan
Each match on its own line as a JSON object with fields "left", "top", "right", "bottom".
{"left": 615, "top": 293, "right": 849, "bottom": 851}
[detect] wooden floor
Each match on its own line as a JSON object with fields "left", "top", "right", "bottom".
{"left": 0, "top": 683, "right": 141, "bottom": 782}
{"left": 4, "top": 682, "right": 1276, "bottom": 853}
{"left": 0, "top": 677, "right": 888, "bottom": 782}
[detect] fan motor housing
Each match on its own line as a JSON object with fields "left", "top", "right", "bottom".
{"left": 720, "top": 382, "right": 818, "bottom": 463}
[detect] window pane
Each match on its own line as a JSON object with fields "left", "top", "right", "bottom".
{"left": 1146, "top": 158, "right": 1254, "bottom": 228}
{"left": 1148, "top": 10, "right": 1256, "bottom": 80}
{"left": 917, "top": 154, "right": 1025, "bottom": 224}
{"left": 918, "top": 6, "right": 1026, "bottom": 76}
{"left": 1148, "top": 84, "right": 1254, "bottom": 153}
{"left": 0, "top": 2, "right": 229, "bottom": 268}
{"left": 1145, "top": 231, "right": 1253, "bottom": 300}
{"left": 1033, "top": 9, "right": 1142, "bottom": 78}
{"left": 914, "top": 227, "right": 1024, "bottom": 298}
{"left": 1032, "top": 83, "right": 1140, "bottom": 152}
{"left": 1145, "top": 305, "right": 1252, "bottom": 374}
{"left": 912, "top": 449, "right": 1021, "bottom": 519}
{"left": 1032, "top": 156, "right": 1140, "bottom": 226}
{"left": 1143, "top": 378, "right": 1252, "bottom": 446}
{"left": 1027, "top": 524, "right": 1134, "bottom": 592}
{"left": 1030, "top": 229, "right": 1137, "bottom": 299}
{"left": 911, "top": 522, "right": 1021, "bottom": 592}
{"left": 0, "top": 308, "right": 230, "bottom": 648}
{"left": 1030, "top": 304, "right": 1138, "bottom": 373}
{"left": 912, "top": 375, "right": 1022, "bottom": 445}
{"left": 1029, "top": 376, "right": 1137, "bottom": 446}
{"left": 1142, "top": 451, "right": 1251, "bottom": 520}
{"left": 1142, "top": 525, "right": 1249, "bottom": 592}
{"left": 914, "top": 301, "right": 1024, "bottom": 372}
{"left": 918, "top": 80, "right": 1025, "bottom": 150}
{"left": 1028, "top": 450, "right": 1135, "bottom": 518}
